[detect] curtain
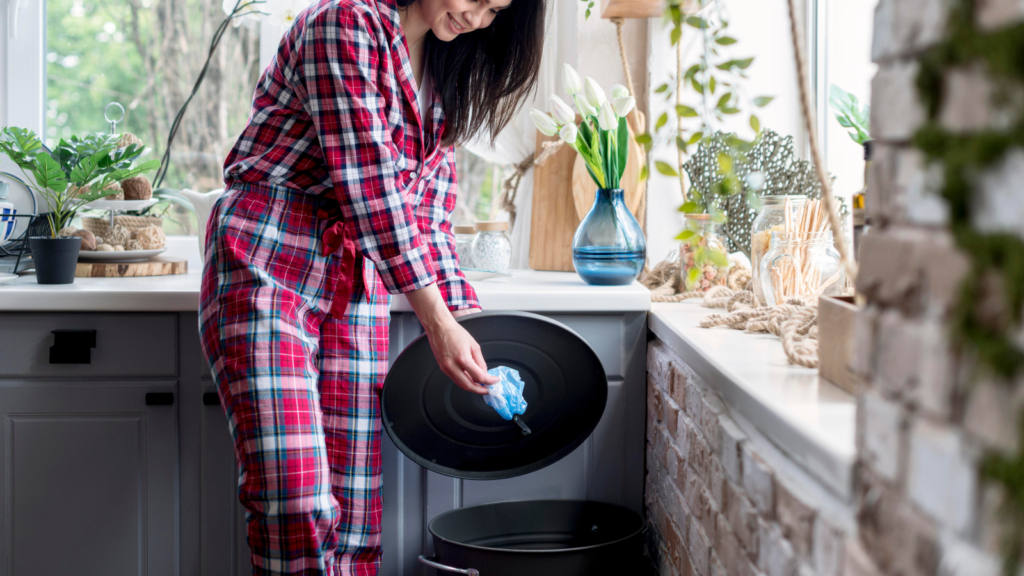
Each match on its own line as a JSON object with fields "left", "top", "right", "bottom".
{"left": 463, "top": 0, "right": 565, "bottom": 269}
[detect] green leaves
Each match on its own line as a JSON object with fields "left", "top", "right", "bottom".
{"left": 715, "top": 36, "right": 737, "bottom": 45}
{"left": 686, "top": 266, "right": 702, "bottom": 288}
{"left": 829, "top": 84, "right": 871, "bottom": 144}
{"left": 0, "top": 126, "right": 161, "bottom": 235}
{"left": 708, "top": 248, "right": 729, "bottom": 268}
{"left": 32, "top": 153, "right": 69, "bottom": 195}
{"left": 753, "top": 95, "right": 774, "bottom": 107}
{"left": 656, "top": 112, "right": 669, "bottom": 131}
{"left": 678, "top": 201, "right": 700, "bottom": 213}
{"left": 750, "top": 114, "right": 761, "bottom": 133}
{"left": 676, "top": 105, "right": 698, "bottom": 118}
{"left": 655, "top": 161, "right": 679, "bottom": 177}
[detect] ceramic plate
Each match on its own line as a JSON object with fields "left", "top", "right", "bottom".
{"left": 0, "top": 273, "right": 19, "bottom": 284}
{"left": 78, "top": 248, "right": 167, "bottom": 263}
{"left": 0, "top": 172, "right": 37, "bottom": 244}
{"left": 84, "top": 199, "right": 160, "bottom": 212}
{"left": 461, "top": 268, "right": 513, "bottom": 281}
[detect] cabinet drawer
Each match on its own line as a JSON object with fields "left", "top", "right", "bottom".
{"left": 0, "top": 313, "right": 177, "bottom": 378}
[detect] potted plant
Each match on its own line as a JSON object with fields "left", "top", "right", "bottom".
{"left": 0, "top": 127, "right": 160, "bottom": 283}
{"left": 531, "top": 65, "right": 646, "bottom": 285}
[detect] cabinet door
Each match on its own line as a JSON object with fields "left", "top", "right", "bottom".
{"left": 199, "top": 384, "right": 251, "bottom": 576}
{"left": 0, "top": 381, "right": 178, "bottom": 576}
{"left": 178, "top": 312, "right": 251, "bottom": 576}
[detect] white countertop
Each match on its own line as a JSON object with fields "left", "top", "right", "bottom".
{"left": 0, "top": 269, "right": 651, "bottom": 312}
{"left": 648, "top": 301, "right": 856, "bottom": 498}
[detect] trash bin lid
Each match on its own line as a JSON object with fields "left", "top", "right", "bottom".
{"left": 382, "top": 311, "right": 608, "bottom": 480}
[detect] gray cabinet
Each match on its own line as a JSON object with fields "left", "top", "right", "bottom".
{"left": 0, "top": 309, "right": 646, "bottom": 576}
{"left": 0, "top": 314, "right": 179, "bottom": 576}
{"left": 178, "top": 313, "right": 251, "bottom": 576}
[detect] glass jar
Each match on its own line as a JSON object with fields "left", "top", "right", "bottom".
{"left": 572, "top": 188, "right": 647, "bottom": 285}
{"left": 472, "top": 221, "right": 511, "bottom": 273}
{"left": 679, "top": 214, "right": 729, "bottom": 292}
{"left": 759, "top": 231, "right": 843, "bottom": 308}
{"left": 454, "top": 225, "right": 477, "bottom": 270}
{"left": 750, "top": 195, "right": 807, "bottom": 305}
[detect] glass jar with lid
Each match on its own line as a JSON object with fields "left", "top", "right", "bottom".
{"left": 679, "top": 214, "right": 729, "bottom": 292}
{"left": 472, "top": 221, "right": 511, "bottom": 273}
{"left": 759, "top": 230, "right": 843, "bottom": 307}
{"left": 750, "top": 195, "right": 807, "bottom": 305}
{"left": 454, "top": 225, "right": 477, "bottom": 270}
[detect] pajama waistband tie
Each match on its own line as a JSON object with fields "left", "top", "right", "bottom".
{"left": 318, "top": 207, "right": 363, "bottom": 319}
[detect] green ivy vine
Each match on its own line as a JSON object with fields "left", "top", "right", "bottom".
{"left": 912, "top": 1, "right": 1024, "bottom": 573}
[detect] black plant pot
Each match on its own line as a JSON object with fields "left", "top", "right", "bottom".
{"left": 29, "top": 236, "right": 81, "bottom": 284}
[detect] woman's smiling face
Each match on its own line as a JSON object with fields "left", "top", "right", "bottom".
{"left": 420, "top": 0, "right": 513, "bottom": 41}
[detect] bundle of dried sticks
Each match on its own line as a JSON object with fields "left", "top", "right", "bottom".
{"left": 768, "top": 198, "right": 838, "bottom": 301}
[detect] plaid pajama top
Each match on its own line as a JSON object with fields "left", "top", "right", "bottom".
{"left": 223, "top": 0, "right": 478, "bottom": 310}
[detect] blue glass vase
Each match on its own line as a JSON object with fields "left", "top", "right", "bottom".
{"left": 572, "top": 188, "right": 646, "bottom": 285}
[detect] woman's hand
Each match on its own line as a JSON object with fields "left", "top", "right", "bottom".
{"left": 405, "top": 287, "right": 496, "bottom": 394}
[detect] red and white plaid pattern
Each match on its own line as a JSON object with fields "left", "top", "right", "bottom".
{"left": 200, "top": 183, "right": 390, "bottom": 576}
{"left": 223, "top": 0, "right": 477, "bottom": 309}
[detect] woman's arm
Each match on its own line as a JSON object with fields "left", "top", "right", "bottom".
{"left": 406, "top": 284, "right": 496, "bottom": 394}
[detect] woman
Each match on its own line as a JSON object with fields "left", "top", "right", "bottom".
{"left": 198, "top": 0, "right": 544, "bottom": 573}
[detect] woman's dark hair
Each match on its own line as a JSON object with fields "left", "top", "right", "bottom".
{"left": 397, "top": 0, "right": 545, "bottom": 146}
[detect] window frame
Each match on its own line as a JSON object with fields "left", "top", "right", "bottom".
{"left": 3, "top": 0, "right": 46, "bottom": 147}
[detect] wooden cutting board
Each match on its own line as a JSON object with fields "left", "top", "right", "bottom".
{"left": 75, "top": 256, "right": 188, "bottom": 278}
{"left": 528, "top": 131, "right": 581, "bottom": 272}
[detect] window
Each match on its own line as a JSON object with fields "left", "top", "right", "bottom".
{"left": 3, "top": 0, "right": 506, "bottom": 236}
{"left": 818, "top": 0, "right": 877, "bottom": 199}
{"left": 45, "top": 0, "right": 262, "bottom": 234}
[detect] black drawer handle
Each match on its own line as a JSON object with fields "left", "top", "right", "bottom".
{"left": 146, "top": 393, "right": 174, "bottom": 406}
{"left": 49, "top": 330, "right": 96, "bottom": 364}
{"left": 203, "top": 393, "right": 220, "bottom": 406}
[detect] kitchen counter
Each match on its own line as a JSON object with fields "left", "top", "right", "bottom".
{"left": 648, "top": 301, "right": 856, "bottom": 498}
{"left": 0, "top": 269, "right": 651, "bottom": 312}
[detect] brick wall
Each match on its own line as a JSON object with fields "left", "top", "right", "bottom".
{"left": 646, "top": 1, "right": 1024, "bottom": 574}
{"left": 645, "top": 340, "right": 856, "bottom": 576}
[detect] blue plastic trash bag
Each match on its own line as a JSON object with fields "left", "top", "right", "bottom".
{"left": 483, "top": 366, "right": 527, "bottom": 421}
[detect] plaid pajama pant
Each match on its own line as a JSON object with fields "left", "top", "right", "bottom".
{"left": 199, "top": 182, "right": 389, "bottom": 576}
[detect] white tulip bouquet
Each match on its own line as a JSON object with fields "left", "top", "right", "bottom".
{"left": 530, "top": 64, "right": 636, "bottom": 190}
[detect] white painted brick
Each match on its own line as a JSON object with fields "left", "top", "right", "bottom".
{"left": 648, "top": 342, "right": 673, "bottom": 391}
{"left": 938, "top": 533, "right": 1000, "bottom": 576}
{"left": 976, "top": 0, "right": 1024, "bottom": 31}
{"left": 938, "top": 63, "right": 1019, "bottom": 134}
{"left": 871, "top": 61, "right": 926, "bottom": 142}
{"left": 975, "top": 147, "right": 1024, "bottom": 243}
{"left": 812, "top": 516, "right": 845, "bottom": 576}
{"left": 718, "top": 416, "right": 746, "bottom": 485}
{"left": 743, "top": 443, "right": 775, "bottom": 518}
{"left": 872, "top": 0, "right": 947, "bottom": 62}
{"left": 907, "top": 317, "right": 955, "bottom": 418}
{"left": 908, "top": 420, "right": 977, "bottom": 534}
{"left": 876, "top": 309, "right": 922, "bottom": 395}
{"left": 758, "top": 519, "right": 797, "bottom": 576}
{"left": 843, "top": 538, "right": 881, "bottom": 576}
{"left": 860, "top": 388, "right": 904, "bottom": 481}
{"left": 689, "top": 515, "right": 711, "bottom": 576}
{"left": 964, "top": 378, "right": 1021, "bottom": 453}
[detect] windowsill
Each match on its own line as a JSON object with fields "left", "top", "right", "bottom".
{"left": 648, "top": 301, "right": 856, "bottom": 500}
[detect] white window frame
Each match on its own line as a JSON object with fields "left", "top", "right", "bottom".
{"left": 2, "top": 0, "right": 45, "bottom": 155}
